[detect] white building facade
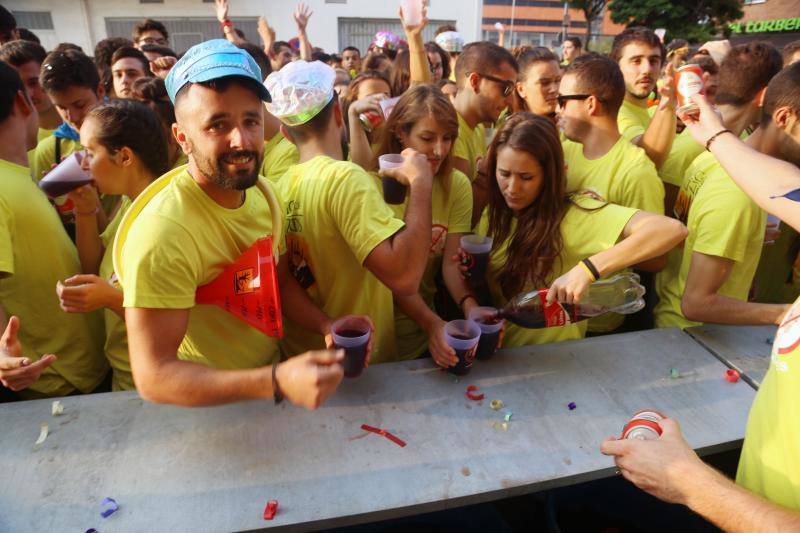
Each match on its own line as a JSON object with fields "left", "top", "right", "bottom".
{"left": 6, "top": 0, "right": 482, "bottom": 55}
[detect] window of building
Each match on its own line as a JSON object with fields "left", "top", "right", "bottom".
{"left": 10, "top": 11, "right": 54, "bottom": 30}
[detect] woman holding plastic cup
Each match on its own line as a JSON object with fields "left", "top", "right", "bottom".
{"left": 367, "top": 84, "right": 477, "bottom": 370}
{"left": 453, "top": 112, "right": 687, "bottom": 349}
{"left": 346, "top": 70, "right": 393, "bottom": 169}
{"left": 55, "top": 100, "right": 169, "bottom": 390}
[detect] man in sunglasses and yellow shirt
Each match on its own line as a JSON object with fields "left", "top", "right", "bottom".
{"left": 451, "top": 41, "right": 518, "bottom": 225}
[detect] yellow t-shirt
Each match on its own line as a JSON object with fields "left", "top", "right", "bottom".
{"left": 737, "top": 296, "right": 800, "bottom": 510}
{"left": 382, "top": 170, "right": 473, "bottom": 359}
{"left": 654, "top": 152, "right": 766, "bottom": 329}
{"left": 37, "top": 127, "right": 54, "bottom": 143}
{"left": 118, "top": 167, "right": 285, "bottom": 369}
{"left": 99, "top": 197, "right": 133, "bottom": 391}
{"left": 278, "top": 156, "right": 405, "bottom": 363}
{"left": 453, "top": 111, "right": 486, "bottom": 182}
{"left": 261, "top": 133, "right": 299, "bottom": 183}
{"left": 562, "top": 136, "right": 664, "bottom": 214}
{"left": 617, "top": 99, "right": 650, "bottom": 141}
{"left": 659, "top": 129, "right": 704, "bottom": 188}
{"left": 476, "top": 194, "right": 637, "bottom": 348}
{"left": 0, "top": 159, "right": 106, "bottom": 398}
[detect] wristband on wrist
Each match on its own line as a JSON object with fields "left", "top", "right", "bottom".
{"left": 221, "top": 20, "right": 233, "bottom": 31}
{"left": 580, "top": 258, "right": 600, "bottom": 282}
{"left": 705, "top": 129, "right": 732, "bottom": 151}
{"left": 272, "top": 362, "right": 284, "bottom": 405}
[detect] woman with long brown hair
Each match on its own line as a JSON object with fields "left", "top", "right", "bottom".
{"left": 454, "top": 113, "right": 686, "bottom": 351}
{"left": 372, "top": 84, "right": 473, "bottom": 363}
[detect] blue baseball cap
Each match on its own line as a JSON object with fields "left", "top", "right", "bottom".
{"left": 165, "top": 39, "right": 270, "bottom": 103}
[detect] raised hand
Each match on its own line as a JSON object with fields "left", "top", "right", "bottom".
{"left": 293, "top": 2, "right": 313, "bottom": 32}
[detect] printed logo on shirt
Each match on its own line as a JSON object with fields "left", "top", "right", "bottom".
{"left": 234, "top": 268, "right": 255, "bottom": 295}
{"left": 285, "top": 200, "right": 303, "bottom": 233}
{"left": 674, "top": 169, "right": 707, "bottom": 223}
{"left": 430, "top": 224, "right": 448, "bottom": 255}
{"left": 773, "top": 300, "right": 800, "bottom": 372}
{"left": 287, "top": 235, "right": 316, "bottom": 290}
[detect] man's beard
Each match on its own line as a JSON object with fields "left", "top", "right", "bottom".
{"left": 196, "top": 148, "right": 262, "bottom": 191}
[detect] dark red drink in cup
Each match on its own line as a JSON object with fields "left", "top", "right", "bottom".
{"left": 38, "top": 151, "right": 92, "bottom": 198}
{"left": 331, "top": 316, "right": 371, "bottom": 378}
{"left": 460, "top": 235, "right": 493, "bottom": 280}
{"left": 378, "top": 154, "right": 407, "bottom": 204}
{"left": 444, "top": 319, "right": 482, "bottom": 375}
{"left": 468, "top": 307, "right": 504, "bottom": 360}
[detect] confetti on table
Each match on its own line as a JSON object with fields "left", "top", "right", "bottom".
{"left": 669, "top": 368, "right": 680, "bottom": 379}
{"left": 263, "top": 500, "right": 278, "bottom": 520}
{"left": 725, "top": 369, "right": 740, "bottom": 383}
{"left": 490, "top": 399, "right": 504, "bottom": 411}
{"left": 504, "top": 412, "right": 513, "bottom": 422}
{"left": 100, "top": 497, "right": 118, "bottom": 518}
{"left": 51, "top": 401, "right": 64, "bottom": 416}
{"left": 360, "top": 424, "right": 406, "bottom": 447}
{"left": 568, "top": 402, "right": 577, "bottom": 410}
{"left": 85, "top": 529, "right": 98, "bottom": 533}
{"left": 766, "top": 337, "right": 773, "bottom": 345}
{"left": 465, "top": 385, "right": 484, "bottom": 401}
{"left": 34, "top": 423, "right": 48, "bottom": 446}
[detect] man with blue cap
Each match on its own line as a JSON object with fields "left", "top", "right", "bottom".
{"left": 116, "top": 40, "right": 351, "bottom": 408}
{"left": 267, "top": 60, "right": 434, "bottom": 363}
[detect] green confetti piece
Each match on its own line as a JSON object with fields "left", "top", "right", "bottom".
{"left": 504, "top": 412, "right": 512, "bottom": 422}
{"left": 670, "top": 368, "right": 680, "bottom": 379}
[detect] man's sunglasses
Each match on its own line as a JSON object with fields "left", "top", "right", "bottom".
{"left": 556, "top": 94, "right": 597, "bottom": 108}
{"left": 476, "top": 72, "right": 516, "bottom": 97}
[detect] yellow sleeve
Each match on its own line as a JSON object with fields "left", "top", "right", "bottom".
{"left": 0, "top": 197, "right": 14, "bottom": 275}
{"left": 121, "top": 214, "right": 203, "bottom": 309}
{"left": 448, "top": 170, "right": 473, "bottom": 234}
{"left": 691, "top": 186, "right": 761, "bottom": 263}
{"left": 328, "top": 165, "right": 405, "bottom": 265}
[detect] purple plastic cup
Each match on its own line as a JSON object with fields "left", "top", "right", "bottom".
{"left": 378, "top": 154, "right": 407, "bottom": 204}
{"left": 331, "top": 316, "right": 371, "bottom": 378}
{"left": 444, "top": 319, "right": 482, "bottom": 375}
{"left": 468, "top": 307, "right": 504, "bottom": 360}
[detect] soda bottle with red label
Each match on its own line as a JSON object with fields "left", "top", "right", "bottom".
{"left": 496, "top": 273, "right": 646, "bottom": 328}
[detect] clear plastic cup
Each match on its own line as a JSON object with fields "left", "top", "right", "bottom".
{"left": 400, "top": 0, "right": 423, "bottom": 26}
{"left": 38, "top": 151, "right": 92, "bottom": 198}
{"left": 331, "top": 316, "right": 371, "bottom": 378}
{"left": 460, "top": 235, "right": 493, "bottom": 280}
{"left": 443, "top": 319, "right": 481, "bottom": 375}
{"left": 468, "top": 307, "right": 504, "bottom": 360}
{"left": 378, "top": 154, "right": 407, "bottom": 204}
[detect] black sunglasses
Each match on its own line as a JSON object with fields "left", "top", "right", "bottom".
{"left": 556, "top": 94, "right": 594, "bottom": 108}
{"left": 476, "top": 72, "right": 515, "bottom": 96}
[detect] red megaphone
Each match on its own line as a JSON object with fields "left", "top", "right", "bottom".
{"left": 195, "top": 237, "right": 283, "bottom": 337}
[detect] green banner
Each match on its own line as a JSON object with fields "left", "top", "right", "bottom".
{"left": 730, "top": 18, "right": 800, "bottom": 34}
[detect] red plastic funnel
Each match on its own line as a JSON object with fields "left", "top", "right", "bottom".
{"left": 195, "top": 237, "right": 283, "bottom": 337}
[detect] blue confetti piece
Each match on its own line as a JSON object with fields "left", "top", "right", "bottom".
{"left": 568, "top": 402, "right": 576, "bottom": 411}
{"left": 100, "top": 497, "right": 118, "bottom": 518}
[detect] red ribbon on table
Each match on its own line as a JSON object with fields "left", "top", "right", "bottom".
{"left": 465, "top": 385, "right": 484, "bottom": 401}
{"left": 360, "top": 424, "right": 407, "bottom": 447}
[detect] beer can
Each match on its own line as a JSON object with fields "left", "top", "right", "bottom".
{"left": 359, "top": 110, "right": 383, "bottom": 132}
{"left": 620, "top": 409, "right": 665, "bottom": 440}
{"left": 675, "top": 64, "right": 705, "bottom": 114}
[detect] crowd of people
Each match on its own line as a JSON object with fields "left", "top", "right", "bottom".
{"left": 0, "top": 0, "right": 798, "bottom": 528}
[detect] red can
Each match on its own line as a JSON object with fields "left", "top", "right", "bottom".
{"left": 620, "top": 409, "right": 665, "bottom": 441}
{"left": 675, "top": 64, "right": 705, "bottom": 114}
{"left": 359, "top": 110, "right": 384, "bottom": 132}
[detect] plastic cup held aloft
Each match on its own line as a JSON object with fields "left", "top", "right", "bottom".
{"left": 38, "top": 151, "right": 92, "bottom": 198}
{"left": 468, "top": 307, "right": 504, "bottom": 360}
{"left": 444, "top": 319, "right": 481, "bottom": 376}
{"left": 331, "top": 316, "right": 371, "bottom": 378}
{"left": 460, "top": 235, "right": 493, "bottom": 280}
{"left": 400, "top": 0, "right": 423, "bottom": 26}
{"left": 378, "top": 154, "right": 407, "bottom": 205}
